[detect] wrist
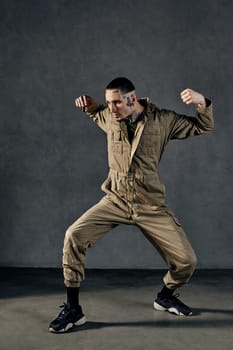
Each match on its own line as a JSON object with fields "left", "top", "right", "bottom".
{"left": 86, "top": 102, "right": 100, "bottom": 114}
{"left": 197, "top": 96, "right": 206, "bottom": 109}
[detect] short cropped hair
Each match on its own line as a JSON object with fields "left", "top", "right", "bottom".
{"left": 105, "top": 77, "right": 135, "bottom": 93}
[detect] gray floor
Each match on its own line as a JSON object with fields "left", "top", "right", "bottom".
{"left": 0, "top": 269, "right": 232, "bottom": 350}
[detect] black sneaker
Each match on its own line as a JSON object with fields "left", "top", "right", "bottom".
{"left": 48, "top": 303, "right": 86, "bottom": 333}
{"left": 153, "top": 293, "right": 192, "bottom": 316}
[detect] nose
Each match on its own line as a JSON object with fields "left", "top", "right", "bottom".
{"left": 110, "top": 103, "right": 117, "bottom": 113}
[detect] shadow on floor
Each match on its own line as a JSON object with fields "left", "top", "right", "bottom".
{"left": 62, "top": 313, "right": 233, "bottom": 334}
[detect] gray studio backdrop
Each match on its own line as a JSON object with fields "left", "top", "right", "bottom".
{"left": 0, "top": 0, "right": 232, "bottom": 268}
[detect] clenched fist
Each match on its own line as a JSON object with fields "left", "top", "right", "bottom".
{"left": 180, "top": 89, "right": 206, "bottom": 108}
{"left": 75, "top": 95, "right": 99, "bottom": 113}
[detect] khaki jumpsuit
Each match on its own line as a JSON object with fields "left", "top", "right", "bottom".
{"left": 63, "top": 98, "right": 214, "bottom": 289}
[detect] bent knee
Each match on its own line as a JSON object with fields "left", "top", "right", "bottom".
{"left": 64, "top": 225, "right": 91, "bottom": 249}
{"left": 181, "top": 253, "right": 197, "bottom": 274}
{"left": 190, "top": 252, "right": 197, "bottom": 269}
{"left": 178, "top": 251, "right": 197, "bottom": 273}
{"left": 65, "top": 226, "right": 75, "bottom": 241}
{"left": 64, "top": 225, "right": 82, "bottom": 245}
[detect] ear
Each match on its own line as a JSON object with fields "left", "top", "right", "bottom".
{"left": 131, "top": 92, "right": 136, "bottom": 102}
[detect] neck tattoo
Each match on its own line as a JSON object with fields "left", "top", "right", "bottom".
{"left": 127, "top": 112, "right": 143, "bottom": 124}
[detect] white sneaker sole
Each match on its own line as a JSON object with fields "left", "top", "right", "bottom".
{"left": 49, "top": 315, "right": 86, "bottom": 333}
{"left": 153, "top": 301, "right": 192, "bottom": 316}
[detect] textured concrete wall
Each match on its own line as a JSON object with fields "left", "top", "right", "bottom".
{"left": 0, "top": 0, "right": 232, "bottom": 268}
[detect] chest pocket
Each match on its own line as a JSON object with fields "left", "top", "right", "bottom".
{"left": 112, "top": 130, "right": 123, "bottom": 154}
{"left": 137, "top": 131, "right": 161, "bottom": 155}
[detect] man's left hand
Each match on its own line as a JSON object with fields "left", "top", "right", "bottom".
{"left": 180, "top": 88, "right": 206, "bottom": 108}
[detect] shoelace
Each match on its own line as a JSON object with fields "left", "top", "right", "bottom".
{"left": 173, "top": 293, "right": 180, "bottom": 299}
{"left": 170, "top": 293, "right": 181, "bottom": 302}
{"left": 59, "top": 302, "right": 68, "bottom": 309}
{"left": 162, "top": 293, "right": 181, "bottom": 303}
{"left": 170, "top": 294, "right": 189, "bottom": 308}
{"left": 57, "top": 303, "right": 69, "bottom": 320}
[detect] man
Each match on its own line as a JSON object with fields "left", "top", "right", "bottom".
{"left": 49, "top": 77, "right": 214, "bottom": 333}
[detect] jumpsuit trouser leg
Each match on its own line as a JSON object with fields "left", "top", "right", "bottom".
{"left": 63, "top": 196, "right": 197, "bottom": 289}
{"left": 63, "top": 197, "right": 132, "bottom": 287}
{"left": 133, "top": 205, "right": 197, "bottom": 289}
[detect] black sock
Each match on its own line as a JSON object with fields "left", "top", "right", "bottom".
{"left": 66, "top": 287, "right": 80, "bottom": 309}
{"left": 159, "top": 285, "right": 175, "bottom": 299}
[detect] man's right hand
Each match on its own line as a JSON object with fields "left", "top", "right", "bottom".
{"left": 75, "top": 95, "right": 99, "bottom": 113}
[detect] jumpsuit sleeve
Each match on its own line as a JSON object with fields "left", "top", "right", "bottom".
{"left": 162, "top": 100, "right": 214, "bottom": 140}
{"left": 86, "top": 104, "right": 109, "bottom": 133}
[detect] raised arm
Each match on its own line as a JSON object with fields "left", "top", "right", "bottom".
{"left": 75, "top": 95, "right": 100, "bottom": 113}
{"left": 164, "top": 88, "right": 214, "bottom": 140}
{"left": 75, "top": 95, "right": 108, "bottom": 133}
